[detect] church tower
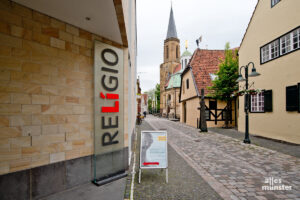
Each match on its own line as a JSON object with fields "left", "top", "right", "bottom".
{"left": 160, "top": 5, "right": 180, "bottom": 114}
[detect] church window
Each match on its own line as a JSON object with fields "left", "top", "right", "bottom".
{"left": 176, "top": 46, "right": 179, "bottom": 58}
{"left": 185, "top": 59, "right": 187, "bottom": 67}
{"left": 166, "top": 46, "right": 169, "bottom": 59}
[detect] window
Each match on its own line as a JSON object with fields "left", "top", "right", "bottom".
{"left": 270, "top": 40, "right": 279, "bottom": 59}
{"left": 166, "top": 46, "right": 169, "bottom": 59}
{"left": 261, "top": 26, "right": 300, "bottom": 64}
{"left": 286, "top": 85, "right": 298, "bottom": 111}
{"left": 186, "top": 79, "right": 189, "bottom": 89}
{"left": 271, "top": 0, "right": 280, "bottom": 7}
{"left": 251, "top": 92, "right": 264, "bottom": 112}
{"left": 261, "top": 40, "right": 279, "bottom": 63}
{"left": 185, "top": 59, "right": 187, "bottom": 68}
{"left": 261, "top": 45, "right": 270, "bottom": 63}
{"left": 292, "top": 28, "right": 300, "bottom": 50}
{"left": 280, "top": 34, "right": 291, "bottom": 55}
{"left": 209, "top": 100, "right": 217, "bottom": 110}
{"left": 176, "top": 46, "right": 178, "bottom": 58}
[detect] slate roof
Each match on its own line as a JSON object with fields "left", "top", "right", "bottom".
{"left": 166, "top": 6, "right": 178, "bottom": 39}
{"left": 188, "top": 48, "right": 225, "bottom": 96}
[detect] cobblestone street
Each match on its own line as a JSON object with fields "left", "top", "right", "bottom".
{"left": 133, "top": 115, "right": 300, "bottom": 200}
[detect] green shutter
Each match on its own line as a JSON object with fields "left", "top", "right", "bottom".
{"left": 286, "top": 85, "right": 298, "bottom": 111}
{"left": 264, "top": 90, "right": 273, "bottom": 112}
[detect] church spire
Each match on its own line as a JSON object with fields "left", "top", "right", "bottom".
{"left": 166, "top": 5, "right": 178, "bottom": 39}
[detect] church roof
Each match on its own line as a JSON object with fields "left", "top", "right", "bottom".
{"left": 166, "top": 6, "right": 178, "bottom": 39}
{"left": 173, "top": 64, "right": 181, "bottom": 73}
{"left": 166, "top": 72, "right": 181, "bottom": 89}
{"left": 181, "top": 49, "right": 192, "bottom": 58}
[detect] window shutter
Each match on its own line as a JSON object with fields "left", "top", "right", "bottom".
{"left": 286, "top": 85, "right": 298, "bottom": 111}
{"left": 298, "top": 83, "right": 300, "bottom": 112}
{"left": 264, "top": 90, "right": 273, "bottom": 112}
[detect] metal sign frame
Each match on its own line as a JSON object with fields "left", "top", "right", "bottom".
{"left": 139, "top": 130, "right": 168, "bottom": 183}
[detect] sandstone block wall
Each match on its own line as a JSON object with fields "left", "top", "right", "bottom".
{"left": 0, "top": 0, "right": 122, "bottom": 175}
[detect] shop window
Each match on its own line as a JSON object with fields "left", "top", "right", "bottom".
{"left": 286, "top": 85, "right": 298, "bottom": 111}
{"left": 186, "top": 79, "right": 189, "bottom": 89}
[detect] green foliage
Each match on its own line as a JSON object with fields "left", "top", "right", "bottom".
{"left": 155, "top": 84, "right": 160, "bottom": 111}
{"left": 208, "top": 42, "right": 239, "bottom": 101}
{"left": 148, "top": 99, "right": 152, "bottom": 112}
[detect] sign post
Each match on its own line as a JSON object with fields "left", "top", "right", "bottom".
{"left": 93, "top": 40, "right": 126, "bottom": 186}
{"left": 139, "top": 131, "right": 168, "bottom": 183}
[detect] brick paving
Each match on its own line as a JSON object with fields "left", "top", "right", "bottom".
{"left": 144, "top": 115, "right": 300, "bottom": 200}
{"left": 133, "top": 119, "right": 222, "bottom": 200}
{"left": 209, "top": 127, "right": 300, "bottom": 158}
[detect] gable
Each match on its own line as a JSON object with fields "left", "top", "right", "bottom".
{"left": 180, "top": 69, "right": 198, "bottom": 101}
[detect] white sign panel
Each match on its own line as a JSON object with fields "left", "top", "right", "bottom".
{"left": 94, "top": 41, "right": 124, "bottom": 155}
{"left": 140, "top": 131, "right": 168, "bottom": 169}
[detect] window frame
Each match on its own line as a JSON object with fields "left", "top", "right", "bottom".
{"left": 260, "top": 26, "right": 300, "bottom": 65}
{"left": 250, "top": 91, "right": 265, "bottom": 113}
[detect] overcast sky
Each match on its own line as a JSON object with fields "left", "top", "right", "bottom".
{"left": 136, "top": 0, "right": 258, "bottom": 93}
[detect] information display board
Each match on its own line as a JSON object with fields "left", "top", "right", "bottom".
{"left": 140, "top": 131, "right": 168, "bottom": 169}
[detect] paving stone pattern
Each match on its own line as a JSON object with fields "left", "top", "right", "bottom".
{"left": 209, "top": 127, "right": 300, "bottom": 158}
{"left": 146, "top": 116, "right": 300, "bottom": 200}
{"left": 133, "top": 119, "right": 222, "bottom": 200}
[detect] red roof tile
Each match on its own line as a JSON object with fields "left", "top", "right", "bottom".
{"left": 165, "top": 78, "right": 170, "bottom": 88}
{"left": 189, "top": 48, "right": 225, "bottom": 96}
{"left": 173, "top": 64, "right": 181, "bottom": 73}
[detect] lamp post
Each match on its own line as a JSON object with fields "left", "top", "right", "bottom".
{"left": 236, "top": 62, "right": 260, "bottom": 144}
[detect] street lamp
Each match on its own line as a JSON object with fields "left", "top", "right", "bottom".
{"left": 236, "top": 62, "right": 260, "bottom": 144}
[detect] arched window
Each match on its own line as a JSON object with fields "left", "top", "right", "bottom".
{"left": 166, "top": 45, "right": 169, "bottom": 59}
{"left": 185, "top": 59, "right": 187, "bottom": 67}
{"left": 176, "top": 46, "right": 178, "bottom": 58}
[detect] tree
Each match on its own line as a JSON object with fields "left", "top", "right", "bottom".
{"left": 208, "top": 42, "right": 239, "bottom": 128}
{"left": 155, "top": 84, "right": 160, "bottom": 112}
{"left": 148, "top": 99, "right": 152, "bottom": 113}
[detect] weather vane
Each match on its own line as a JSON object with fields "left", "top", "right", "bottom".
{"left": 196, "top": 35, "right": 202, "bottom": 48}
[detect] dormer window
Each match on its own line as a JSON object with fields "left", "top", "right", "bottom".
{"left": 271, "top": 0, "right": 280, "bottom": 7}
